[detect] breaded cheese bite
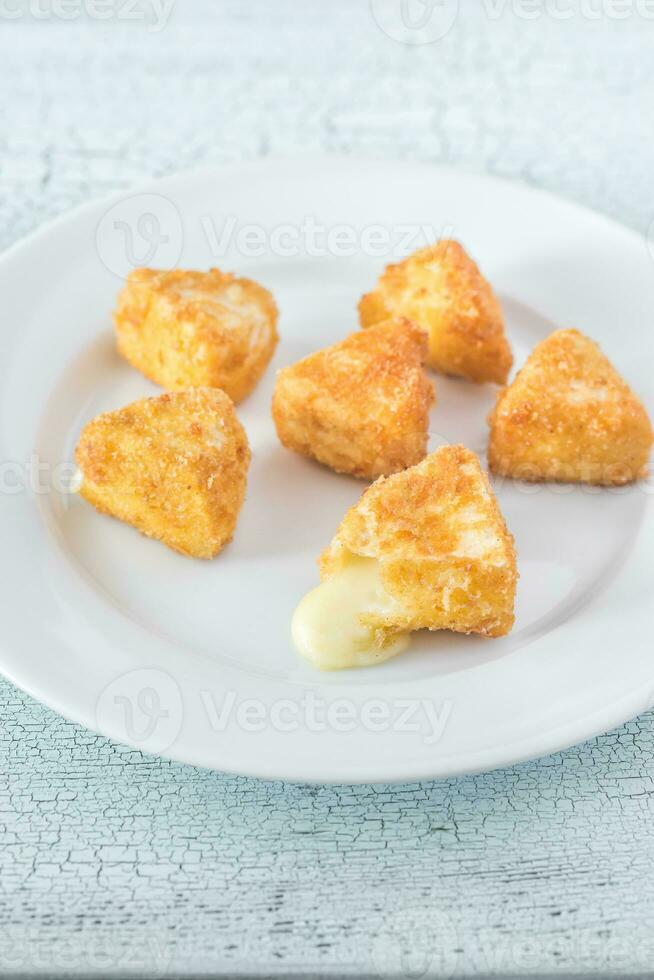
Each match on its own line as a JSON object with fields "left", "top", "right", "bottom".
{"left": 359, "top": 240, "right": 512, "bottom": 384}
{"left": 114, "top": 267, "right": 278, "bottom": 403}
{"left": 75, "top": 388, "right": 250, "bottom": 559}
{"left": 488, "top": 329, "right": 653, "bottom": 486}
{"left": 292, "top": 445, "right": 518, "bottom": 670}
{"left": 272, "top": 318, "right": 435, "bottom": 480}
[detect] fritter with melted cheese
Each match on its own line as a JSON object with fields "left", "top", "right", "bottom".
{"left": 292, "top": 445, "right": 518, "bottom": 670}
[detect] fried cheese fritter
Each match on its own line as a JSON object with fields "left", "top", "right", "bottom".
{"left": 317, "top": 444, "right": 518, "bottom": 648}
{"left": 488, "top": 329, "right": 653, "bottom": 486}
{"left": 271, "top": 318, "right": 435, "bottom": 480}
{"left": 114, "top": 267, "right": 279, "bottom": 403}
{"left": 359, "top": 240, "right": 512, "bottom": 384}
{"left": 75, "top": 388, "right": 251, "bottom": 559}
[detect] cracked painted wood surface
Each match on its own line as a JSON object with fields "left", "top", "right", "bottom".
{"left": 1, "top": 3, "right": 653, "bottom": 977}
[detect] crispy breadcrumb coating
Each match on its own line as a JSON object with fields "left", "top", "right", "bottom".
{"left": 271, "top": 318, "right": 435, "bottom": 479}
{"left": 319, "top": 445, "right": 518, "bottom": 639}
{"left": 114, "top": 267, "right": 278, "bottom": 403}
{"left": 75, "top": 388, "right": 250, "bottom": 558}
{"left": 359, "top": 240, "right": 512, "bottom": 384}
{"left": 488, "top": 329, "right": 654, "bottom": 485}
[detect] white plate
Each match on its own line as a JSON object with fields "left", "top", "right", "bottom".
{"left": 0, "top": 157, "right": 652, "bottom": 783}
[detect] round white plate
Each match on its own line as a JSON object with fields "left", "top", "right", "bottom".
{"left": 0, "top": 157, "right": 652, "bottom": 783}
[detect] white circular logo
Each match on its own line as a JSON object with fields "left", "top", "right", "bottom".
{"left": 95, "top": 668, "right": 183, "bottom": 755}
{"left": 95, "top": 192, "right": 183, "bottom": 279}
{"left": 370, "top": 0, "right": 459, "bottom": 45}
{"left": 370, "top": 905, "right": 460, "bottom": 979}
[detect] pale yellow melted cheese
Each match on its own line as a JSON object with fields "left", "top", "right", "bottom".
{"left": 291, "top": 555, "right": 410, "bottom": 670}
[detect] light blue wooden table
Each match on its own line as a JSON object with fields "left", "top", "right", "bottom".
{"left": 1, "top": 3, "right": 654, "bottom": 976}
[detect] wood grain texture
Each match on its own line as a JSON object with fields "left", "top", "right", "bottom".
{"left": 1, "top": 2, "right": 654, "bottom": 977}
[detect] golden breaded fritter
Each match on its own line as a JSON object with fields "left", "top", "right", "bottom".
{"left": 359, "top": 240, "right": 512, "bottom": 384}
{"left": 320, "top": 444, "right": 518, "bottom": 639}
{"left": 272, "top": 318, "right": 435, "bottom": 479}
{"left": 75, "top": 387, "right": 250, "bottom": 558}
{"left": 488, "top": 329, "right": 653, "bottom": 485}
{"left": 115, "top": 267, "right": 278, "bottom": 403}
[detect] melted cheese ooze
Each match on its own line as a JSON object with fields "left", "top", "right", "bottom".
{"left": 291, "top": 556, "right": 410, "bottom": 670}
